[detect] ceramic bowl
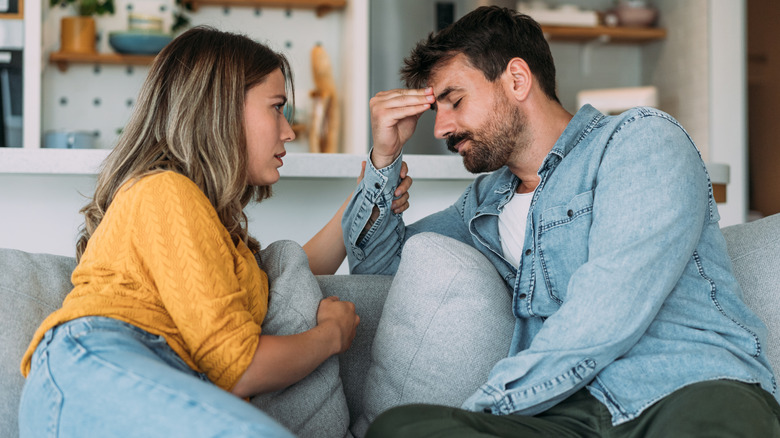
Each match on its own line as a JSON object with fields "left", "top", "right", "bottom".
{"left": 108, "top": 31, "right": 173, "bottom": 55}
{"left": 128, "top": 13, "right": 164, "bottom": 32}
{"left": 614, "top": 6, "right": 658, "bottom": 27}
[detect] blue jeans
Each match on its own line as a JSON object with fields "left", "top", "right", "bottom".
{"left": 19, "top": 316, "right": 294, "bottom": 438}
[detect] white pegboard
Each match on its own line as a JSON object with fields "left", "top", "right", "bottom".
{"left": 41, "top": 1, "right": 345, "bottom": 151}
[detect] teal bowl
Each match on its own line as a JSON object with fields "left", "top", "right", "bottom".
{"left": 108, "top": 31, "right": 173, "bottom": 55}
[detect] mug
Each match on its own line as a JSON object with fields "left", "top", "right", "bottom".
{"left": 43, "top": 130, "right": 96, "bottom": 149}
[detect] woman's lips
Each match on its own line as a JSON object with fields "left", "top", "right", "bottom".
{"left": 275, "top": 151, "right": 286, "bottom": 165}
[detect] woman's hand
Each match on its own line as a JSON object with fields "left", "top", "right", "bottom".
{"left": 316, "top": 296, "right": 360, "bottom": 355}
{"left": 230, "top": 297, "right": 360, "bottom": 398}
{"left": 393, "top": 161, "right": 413, "bottom": 214}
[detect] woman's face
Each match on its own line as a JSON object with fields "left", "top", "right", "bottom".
{"left": 245, "top": 68, "right": 295, "bottom": 186}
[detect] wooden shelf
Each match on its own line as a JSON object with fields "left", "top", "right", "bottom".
{"left": 181, "top": 0, "right": 346, "bottom": 16}
{"left": 541, "top": 25, "right": 666, "bottom": 43}
{"left": 49, "top": 51, "right": 157, "bottom": 72}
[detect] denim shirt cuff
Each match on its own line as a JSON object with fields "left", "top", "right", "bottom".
{"left": 364, "top": 147, "right": 403, "bottom": 201}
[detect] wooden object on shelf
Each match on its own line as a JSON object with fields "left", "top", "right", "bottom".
{"left": 59, "top": 16, "right": 97, "bottom": 54}
{"left": 0, "top": 0, "right": 23, "bottom": 19}
{"left": 309, "top": 44, "right": 339, "bottom": 153}
{"left": 49, "top": 51, "right": 156, "bottom": 72}
{"left": 541, "top": 25, "right": 666, "bottom": 43}
{"left": 291, "top": 124, "right": 306, "bottom": 137}
{"left": 181, "top": 0, "right": 345, "bottom": 16}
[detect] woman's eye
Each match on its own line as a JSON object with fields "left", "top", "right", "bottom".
{"left": 274, "top": 104, "right": 285, "bottom": 113}
{"left": 453, "top": 98, "right": 462, "bottom": 109}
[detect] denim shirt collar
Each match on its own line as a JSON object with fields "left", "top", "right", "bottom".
{"left": 485, "top": 104, "right": 606, "bottom": 214}
{"left": 543, "top": 104, "right": 605, "bottom": 172}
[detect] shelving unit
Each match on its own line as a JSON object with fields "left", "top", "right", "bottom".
{"left": 49, "top": 52, "right": 156, "bottom": 72}
{"left": 541, "top": 25, "right": 666, "bottom": 43}
{"left": 46, "top": 0, "right": 347, "bottom": 70}
{"left": 180, "top": 0, "right": 345, "bottom": 16}
{"left": 46, "top": 24, "right": 666, "bottom": 71}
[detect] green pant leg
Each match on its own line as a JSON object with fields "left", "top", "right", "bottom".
{"left": 365, "top": 381, "right": 780, "bottom": 438}
{"left": 365, "top": 390, "right": 602, "bottom": 438}
{"left": 613, "top": 380, "right": 780, "bottom": 438}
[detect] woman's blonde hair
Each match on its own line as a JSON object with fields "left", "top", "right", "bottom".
{"left": 76, "top": 26, "right": 294, "bottom": 260}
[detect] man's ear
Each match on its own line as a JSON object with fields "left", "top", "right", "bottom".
{"left": 503, "top": 57, "right": 532, "bottom": 102}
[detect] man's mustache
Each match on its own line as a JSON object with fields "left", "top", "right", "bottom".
{"left": 446, "top": 132, "right": 473, "bottom": 153}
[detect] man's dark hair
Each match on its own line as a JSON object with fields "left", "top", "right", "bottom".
{"left": 401, "top": 6, "right": 559, "bottom": 103}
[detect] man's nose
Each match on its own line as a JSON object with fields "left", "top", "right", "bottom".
{"left": 433, "top": 109, "right": 454, "bottom": 139}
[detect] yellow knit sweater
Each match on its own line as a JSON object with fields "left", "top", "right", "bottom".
{"left": 21, "top": 171, "right": 268, "bottom": 391}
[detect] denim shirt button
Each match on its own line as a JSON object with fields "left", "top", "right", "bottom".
{"left": 374, "top": 182, "right": 381, "bottom": 189}
{"left": 524, "top": 249, "right": 532, "bottom": 256}
{"left": 567, "top": 209, "right": 574, "bottom": 217}
{"left": 519, "top": 293, "right": 528, "bottom": 299}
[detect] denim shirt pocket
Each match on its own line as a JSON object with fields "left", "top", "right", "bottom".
{"left": 537, "top": 190, "right": 594, "bottom": 308}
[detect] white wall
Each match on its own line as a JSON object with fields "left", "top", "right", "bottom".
{"left": 708, "top": 0, "right": 747, "bottom": 225}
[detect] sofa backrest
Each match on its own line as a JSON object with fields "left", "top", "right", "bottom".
{"left": 0, "top": 250, "right": 76, "bottom": 437}
{"left": 721, "top": 213, "right": 780, "bottom": 380}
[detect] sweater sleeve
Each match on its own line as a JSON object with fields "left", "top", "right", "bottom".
{"left": 124, "top": 173, "right": 264, "bottom": 390}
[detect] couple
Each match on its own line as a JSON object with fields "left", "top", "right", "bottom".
{"left": 19, "top": 6, "right": 780, "bottom": 438}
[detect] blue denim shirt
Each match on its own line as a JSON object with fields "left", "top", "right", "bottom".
{"left": 342, "top": 104, "right": 778, "bottom": 425}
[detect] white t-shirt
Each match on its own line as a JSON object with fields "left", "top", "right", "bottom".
{"left": 498, "top": 191, "right": 534, "bottom": 269}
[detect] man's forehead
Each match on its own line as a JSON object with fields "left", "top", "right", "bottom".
{"left": 428, "top": 54, "right": 482, "bottom": 96}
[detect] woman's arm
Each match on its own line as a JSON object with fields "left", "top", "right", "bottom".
{"left": 303, "top": 161, "right": 412, "bottom": 275}
{"left": 230, "top": 296, "right": 360, "bottom": 398}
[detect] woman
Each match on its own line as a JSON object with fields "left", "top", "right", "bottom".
{"left": 18, "top": 27, "right": 411, "bottom": 437}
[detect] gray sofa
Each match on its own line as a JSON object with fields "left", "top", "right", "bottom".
{"left": 2, "top": 213, "right": 780, "bottom": 437}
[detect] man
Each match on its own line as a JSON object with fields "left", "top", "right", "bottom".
{"left": 341, "top": 6, "right": 780, "bottom": 437}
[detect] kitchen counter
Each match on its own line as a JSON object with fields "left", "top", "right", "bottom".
{"left": 0, "top": 148, "right": 475, "bottom": 180}
{"left": 0, "top": 148, "right": 730, "bottom": 201}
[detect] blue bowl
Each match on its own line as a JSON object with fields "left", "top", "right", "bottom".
{"left": 108, "top": 31, "right": 173, "bottom": 55}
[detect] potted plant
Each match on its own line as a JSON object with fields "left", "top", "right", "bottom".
{"left": 51, "top": 0, "right": 115, "bottom": 54}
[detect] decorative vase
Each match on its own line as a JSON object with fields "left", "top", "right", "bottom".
{"left": 60, "top": 16, "right": 97, "bottom": 54}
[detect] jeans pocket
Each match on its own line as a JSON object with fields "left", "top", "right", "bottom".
{"left": 19, "top": 349, "right": 64, "bottom": 438}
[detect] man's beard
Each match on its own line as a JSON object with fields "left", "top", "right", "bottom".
{"left": 445, "top": 93, "right": 526, "bottom": 174}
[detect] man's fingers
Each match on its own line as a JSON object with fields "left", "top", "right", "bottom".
{"left": 371, "top": 90, "right": 435, "bottom": 111}
{"left": 373, "top": 103, "right": 432, "bottom": 127}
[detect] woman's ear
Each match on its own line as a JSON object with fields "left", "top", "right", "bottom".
{"left": 503, "top": 57, "right": 532, "bottom": 102}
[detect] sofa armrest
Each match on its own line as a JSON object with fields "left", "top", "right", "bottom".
{"left": 0, "top": 249, "right": 77, "bottom": 437}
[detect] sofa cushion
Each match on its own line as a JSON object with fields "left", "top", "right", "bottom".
{"left": 317, "top": 274, "right": 393, "bottom": 429}
{"left": 351, "top": 232, "right": 516, "bottom": 437}
{"left": 0, "top": 249, "right": 77, "bottom": 437}
{"left": 251, "top": 240, "right": 350, "bottom": 438}
{"left": 722, "top": 213, "right": 780, "bottom": 375}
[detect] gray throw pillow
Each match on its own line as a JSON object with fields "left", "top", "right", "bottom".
{"left": 252, "top": 240, "right": 351, "bottom": 438}
{"left": 351, "top": 232, "right": 516, "bottom": 437}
